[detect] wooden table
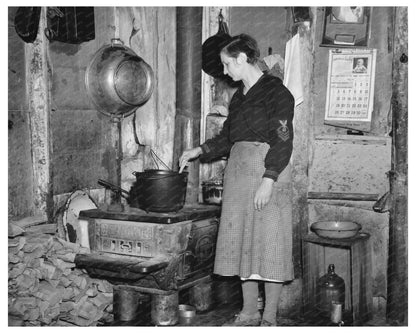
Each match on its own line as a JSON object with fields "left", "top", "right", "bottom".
{"left": 302, "top": 233, "right": 373, "bottom": 325}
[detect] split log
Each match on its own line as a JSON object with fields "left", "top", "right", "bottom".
{"left": 10, "top": 215, "right": 48, "bottom": 229}
{"left": 25, "top": 223, "right": 57, "bottom": 234}
{"left": 8, "top": 253, "right": 21, "bottom": 264}
{"left": 22, "top": 247, "right": 46, "bottom": 263}
{"left": 59, "top": 301, "right": 75, "bottom": 313}
{"left": 90, "top": 292, "right": 113, "bottom": 311}
{"left": 55, "top": 252, "right": 76, "bottom": 263}
{"left": 9, "top": 263, "right": 27, "bottom": 279}
{"left": 8, "top": 223, "right": 25, "bottom": 238}
{"left": 61, "top": 287, "right": 76, "bottom": 301}
{"left": 9, "top": 296, "right": 38, "bottom": 316}
{"left": 40, "top": 304, "right": 60, "bottom": 325}
{"left": 59, "top": 276, "right": 73, "bottom": 288}
{"left": 27, "top": 257, "right": 44, "bottom": 269}
{"left": 105, "top": 303, "right": 113, "bottom": 313}
{"left": 85, "top": 287, "right": 98, "bottom": 297}
{"left": 95, "top": 279, "right": 113, "bottom": 293}
{"left": 38, "top": 300, "right": 50, "bottom": 319}
{"left": 39, "top": 261, "right": 57, "bottom": 280}
{"left": 8, "top": 237, "right": 25, "bottom": 253}
{"left": 56, "top": 238, "right": 83, "bottom": 253}
{"left": 23, "top": 233, "right": 54, "bottom": 253}
{"left": 23, "top": 307, "right": 40, "bottom": 321}
{"left": 23, "top": 267, "right": 42, "bottom": 281}
{"left": 48, "top": 257, "right": 76, "bottom": 270}
{"left": 68, "top": 274, "right": 88, "bottom": 290}
{"left": 35, "top": 281, "right": 64, "bottom": 307}
{"left": 8, "top": 315, "right": 24, "bottom": 326}
{"left": 15, "top": 274, "right": 37, "bottom": 292}
{"left": 78, "top": 301, "right": 99, "bottom": 320}
{"left": 53, "top": 319, "right": 78, "bottom": 326}
{"left": 73, "top": 291, "right": 89, "bottom": 304}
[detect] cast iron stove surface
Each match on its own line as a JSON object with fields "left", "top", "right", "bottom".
{"left": 79, "top": 204, "right": 221, "bottom": 224}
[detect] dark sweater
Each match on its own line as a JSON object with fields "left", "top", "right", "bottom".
{"left": 200, "top": 74, "right": 294, "bottom": 181}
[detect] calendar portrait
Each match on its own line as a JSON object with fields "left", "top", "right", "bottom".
{"left": 325, "top": 49, "right": 376, "bottom": 130}
{"left": 352, "top": 57, "right": 368, "bottom": 74}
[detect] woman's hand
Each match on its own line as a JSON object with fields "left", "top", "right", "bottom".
{"left": 179, "top": 147, "right": 203, "bottom": 173}
{"left": 254, "top": 177, "right": 274, "bottom": 210}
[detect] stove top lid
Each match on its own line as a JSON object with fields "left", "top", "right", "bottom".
{"left": 78, "top": 204, "right": 221, "bottom": 224}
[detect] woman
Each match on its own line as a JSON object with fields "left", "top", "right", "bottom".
{"left": 179, "top": 34, "right": 294, "bottom": 326}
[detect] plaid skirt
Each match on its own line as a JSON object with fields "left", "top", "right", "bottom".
{"left": 213, "top": 141, "right": 294, "bottom": 281}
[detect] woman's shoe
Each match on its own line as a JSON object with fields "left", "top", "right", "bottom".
{"left": 223, "top": 312, "right": 262, "bottom": 326}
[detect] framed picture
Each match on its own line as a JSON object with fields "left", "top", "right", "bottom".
{"left": 321, "top": 7, "right": 371, "bottom": 47}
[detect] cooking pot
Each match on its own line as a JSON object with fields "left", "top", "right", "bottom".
{"left": 202, "top": 10, "right": 232, "bottom": 79}
{"left": 130, "top": 170, "right": 188, "bottom": 213}
{"left": 98, "top": 169, "right": 188, "bottom": 213}
{"left": 85, "top": 38, "right": 154, "bottom": 118}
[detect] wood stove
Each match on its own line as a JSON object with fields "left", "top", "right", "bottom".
{"left": 74, "top": 204, "right": 220, "bottom": 325}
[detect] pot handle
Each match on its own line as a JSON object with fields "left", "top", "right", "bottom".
{"left": 98, "top": 179, "right": 130, "bottom": 197}
{"left": 111, "top": 38, "right": 124, "bottom": 47}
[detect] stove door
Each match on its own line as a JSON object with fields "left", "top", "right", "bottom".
{"left": 177, "top": 217, "right": 219, "bottom": 280}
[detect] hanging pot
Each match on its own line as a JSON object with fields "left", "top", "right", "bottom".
{"left": 85, "top": 38, "right": 154, "bottom": 118}
{"left": 202, "top": 10, "right": 232, "bottom": 79}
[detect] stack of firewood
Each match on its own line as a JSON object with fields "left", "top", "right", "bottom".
{"left": 8, "top": 231, "right": 114, "bottom": 326}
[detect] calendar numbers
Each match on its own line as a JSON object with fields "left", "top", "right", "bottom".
{"left": 329, "top": 79, "right": 369, "bottom": 119}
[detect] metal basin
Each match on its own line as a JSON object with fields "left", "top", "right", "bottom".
{"left": 178, "top": 304, "right": 196, "bottom": 326}
{"left": 311, "top": 221, "right": 362, "bottom": 239}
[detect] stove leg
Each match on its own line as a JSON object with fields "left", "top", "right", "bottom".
{"left": 151, "top": 292, "right": 179, "bottom": 326}
{"left": 189, "top": 280, "right": 214, "bottom": 312}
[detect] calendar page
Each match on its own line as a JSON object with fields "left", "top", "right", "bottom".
{"left": 324, "top": 49, "right": 376, "bottom": 131}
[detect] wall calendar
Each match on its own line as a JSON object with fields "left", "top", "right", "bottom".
{"left": 324, "top": 48, "right": 377, "bottom": 132}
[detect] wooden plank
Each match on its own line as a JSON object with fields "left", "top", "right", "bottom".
{"left": 303, "top": 232, "right": 370, "bottom": 248}
{"left": 25, "top": 223, "right": 56, "bottom": 234}
{"left": 10, "top": 215, "right": 47, "bottom": 228}
{"left": 314, "top": 134, "right": 390, "bottom": 145}
{"left": 291, "top": 17, "right": 316, "bottom": 279}
{"left": 199, "top": 6, "right": 230, "bottom": 200}
{"left": 155, "top": 7, "right": 176, "bottom": 168}
{"left": 387, "top": 6, "right": 408, "bottom": 325}
{"left": 26, "top": 7, "right": 51, "bottom": 219}
{"left": 308, "top": 192, "right": 379, "bottom": 201}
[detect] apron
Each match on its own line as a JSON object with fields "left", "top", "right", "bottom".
{"left": 213, "top": 141, "right": 294, "bottom": 281}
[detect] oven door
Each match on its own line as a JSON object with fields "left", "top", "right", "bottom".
{"left": 177, "top": 217, "right": 219, "bottom": 280}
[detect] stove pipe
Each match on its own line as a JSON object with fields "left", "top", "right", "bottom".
{"left": 173, "top": 7, "right": 203, "bottom": 204}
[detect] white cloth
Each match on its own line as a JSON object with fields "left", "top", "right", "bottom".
{"left": 283, "top": 33, "right": 303, "bottom": 106}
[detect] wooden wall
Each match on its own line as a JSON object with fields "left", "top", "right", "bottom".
{"left": 307, "top": 7, "right": 394, "bottom": 306}
{"left": 116, "top": 7, "right": 176, "bottom": 191}
{"left": 8, "top": 7, "right": 34, "bottom": 218}
{"left": 8, "top": 7, "right": 177, "bottom": 218}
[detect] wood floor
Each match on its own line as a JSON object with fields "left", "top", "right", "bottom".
{"left": 105, "top": 298, "right": 389, "bottom": 327}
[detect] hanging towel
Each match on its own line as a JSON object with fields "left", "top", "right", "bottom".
{"left": 283, "top": 33, "right": 303, "bottom": 106}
